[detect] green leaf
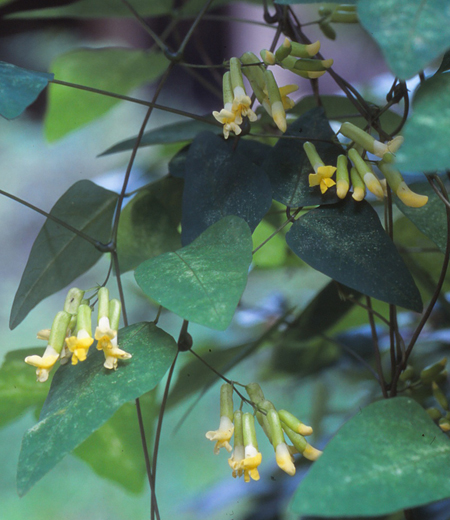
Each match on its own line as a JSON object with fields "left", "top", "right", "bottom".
{"left": 292, "top": 95, "right": 402, "bottom": 135}
{"left": 17, "top": 322, "right": 177, "bottom": 496}
{"left": 117, "top": 176, "right": 183, "bottom": 273}
{"left": 100, "top": 117, "right": 220, "bottom": 156}
{"left": 181, "top": 132, "right": 273, "bottom": 245}
{"left": 0, "top": 348, "right": 51, "bottom": 429}
{"left": 263, "top": 107, "right": 343, "bottom": 207}
{"left": 291, "top": 397, "right": 450, "bottom": 517}
{"left": 45, "top": 48, "right": 168, "bottom": 141}
{"left": 134, "top": 216, "right": 253, "bottom": 330}
{"left": 395, "top": 73, "right": 450, "bottom": 172}
{"left": 436, "top": 50, "right": 450, "bottom": 74}
{"left": 252, "top": 219, "right": 289, "bottom": 268}
{"left": 275, "top": 0, "right": 356, "bottom": 4}
{"left": 396, "top": 181, "right": 448, "bottom": 253}
{"left": 0, "top": 61, "right": 53, "bottom": 120}
{"left": 10, "top": 180, "right": 117, "bottom": 329}
{"left": 73, "top": 391, "right": 156, "bottom": 494}
{"left": 286, "top": 197, "right": 423, "bottom": 312}
{"left": 358, "top": 0, "right": 450, "bottom": 79}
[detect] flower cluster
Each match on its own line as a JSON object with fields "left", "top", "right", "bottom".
{"left": 206, "top": 383, "right": 321, "bottom": 482}
{"left": 24, "top": 286, "right": 132, "bottom": 382}
{"left": 304, "top": 122, "right": 428, "bottom": 208}
{"left": 213, "top": 38, "right": 333, "bottom": 139}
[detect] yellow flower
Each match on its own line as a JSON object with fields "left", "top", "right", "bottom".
{"left": 232, "top": 86, "right": 257, "bottom": 122}
{"left": 66, "top": 330, "right": 94, "bottom": 365}
{"left": 228, "top": 445, "right": 245, "bottom": 478}
{"left": 309, "top": 165, "right": 337, "bottom": 194}
{"left": 275, "top": 442, "right": 296, "bottom": 476}
{"left": 206, "top": 416, "right": 234, "bottom": 454}
{"left": 95, "top": 316, "right": 131, "bottom": 370}
{"left": 240, "top": 444, "right": 262, "bottom": 483}
{"left": 279, "top": 84, "right": 298, "bottom": 110}
{"left": 213, "top": 105, "right": 242, "bottom": 140}
{"left": 24, "top": 345, "right": 60, "bottom": 383}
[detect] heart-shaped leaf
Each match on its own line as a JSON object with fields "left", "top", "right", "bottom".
{"left": 263, "top": 107, "right": 343, "bottom": 207}
{"left": 134, "top": 216, "right": 253, "bottom": 330}
{"left": 286, "top": 197, "right": 423, "bottom": 312}
{"left": 10, "top": 180, "right": 117, "bottom": 329}
{"left": 358, "top": 0, "right": 450, "bottom": 80}
{"left": 396, "top": 73, "right": 450, "bottom": 172}
{"left": 181, "top": 132, "right": 272, "bottom": 245}
{"left": 17, "top": 322, "right": 177, "bottom": 496}
{"left": 291, "top": 397, "right": 450, "bottom": 517}
{"left": 0, "top": 61, "right": 53, "bottom": 119}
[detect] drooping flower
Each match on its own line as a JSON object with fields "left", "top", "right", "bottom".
{"left": 206, "top": 383, "right": 235, "bottom": 454}
{"left": 304, "top": 141, "right": 337, "bottom": 194}
{"left": 213, "top": 105, "right": 242, "bottom": 140}
{"left": 66, "top": 303, "right": 94, "bottom": 365}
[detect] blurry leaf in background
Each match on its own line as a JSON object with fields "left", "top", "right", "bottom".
{"left": 17, "top": 322, "right": 177, "bottom": 496}
{"left": 292, "top": 95, "right": 402, "bottom": 135}
{"left": 395, "top": 181, "right": 448, "bottom": 253}
{"left": 274, "top": 0, "right": 357, "bottom": 4}
{"left": 99, "top": 117, "right": 220, "bottom": 156}
{"left": 169, "top": 144, "right": 190, "bottom": 178}
{"left": 10, "top": 180, "right": 117, "bottom": 330}
{"left": 286, "top": 197, "right": 423, "bottom": 312}
{"left": 291, "top": 397, "right": 450, "bottom": 516}
{"left": 45, "top": 48, "right": 168, "bottom": 141}
{"left": 117, "top": 176, "right": 183, "bottom": 273}
{"left": 436, "top": 50, "right": 450, "bottom": 74}
{"left": 252, "top": 219, "right": 289, "bottom": 268}
{"left": 135, "top": 216, "right": 253, "bottom": 330}
{"left": 181, "top": 132, "right": 272, "bottom": 245}
{"left": 0, "top": 348, "right": 51, "bottom": 429}
{"left": 264, "top": 107, "right": 343, "bottom": 207}
{"left": 395, "top": 73, "right": 450, "bottom": 172}
{"left": 358, "top": 0, "right": 450, "bottom": 80}
{"left": 74, "top": 391, "right": 156, "bottom": 494}
{"left": 0, "top": 61, "right": 53, "bottom": 120}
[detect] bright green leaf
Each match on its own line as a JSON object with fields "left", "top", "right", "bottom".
{"left": 292, "top": 95, "right": 402, "bottom": 135}
{"left": 117, "top": 176, "right": 183, "bottom": 273}
{"left": 286, "top": 197, "right": 423, "bottom": 312}
{"left": 358, "top": 0, "right": 450, "bottom": 79}
{"left": 134, "top": 216, "right": 253, "bottom": 330}
{"left": 100, "top": 117, "right": 220, "bottom": 156}
{"left": 0, "top": 61, "right": 53, "bottom": 120}
{"left": 264, "top": 107, "right": 343, "bottom": 207}
{"left": 73, "top": 391, "right": 156, "bottom": 494}
{"left": 17, "top": 322, "right": 177, "bottom": 496}
{"left": 396, "top": 181, "right": 448, "bottom": 253}
{"left": 0, "top": 348, "right": 51, "bottom": 429}
{"left": 396, "top": 73, "right": 450, "bottom": 172}
{"left": 10, "top": 180, "right": 117, "bottom": 329}
{"left": 291, "top": 397, "right": 450, "bottom": 517}
{"left": 45, "top": 48, "right": 168, "bottom": 141}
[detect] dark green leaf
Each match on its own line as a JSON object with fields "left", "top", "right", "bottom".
{"left": 286, "top": 197, "right": 423, "bottom": 312}
{"left": 282, "top": 281, "right": 362, "bottom": 342}
{"left": 263, "top": 107, "right": 343, "bottom": 207}
{"left": 292, "top": 95, "right": 402, "bottom": 135}
{"left": 0, "top": 61, "right": 53, "bottom": 120}
{"left": 358, "top": 0, "right": 450, "bottom": 79}
{"left": 117, "top": 176, "right": 183, "bottom": 273}
{"left": 291, "top": 397, "right": 450, "bottom": 516}
{"left": 17, "top": 322, "right": 177, "bottom": 496}
{"left": 73, "top": 391, "right": 156, "bottom": 494}
{"left": 45, "top": 48, "right": 168, "bottom": 141}
{"left": 134, "top": 216, "right": 253, "bottom": 330}
{"left": 396, "top": 73, "right": 450, "bottom": 172}
{"left": 396, "top": 181, "right": 448, "bottom": 253}
{"left": 0, "top": 348, "right": 51, "bottom": 429}
{"left": 100, "top": 117, "right": 220, "bottom": 156}
{"left": 10, "top": 180, "right": 117, "bottom": 329}
{"left": 275, "top": 0, "right": 356, "bottom": 3}
{"left": 169, "top": 144, "right": 190, "bottom": 178}
{"left": 181, "top": 132, "right": 272, "bottom": 245}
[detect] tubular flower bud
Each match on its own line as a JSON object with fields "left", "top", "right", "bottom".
{"left": 290, "top": 40, "right": 321, "bottom": 58}
{"left": 281, "top": 56, "right": 333, "bottom": 72}
{"left": 282, "top": 424, "right": 322, "bottom": 461}
{"left": 267, "top": 409, "right": 296, "bottom": 476}
{"left": 432, "top": 381, "right": 449, "bottom": 411}
{"left": 420, "top": 358, "right": 447, "bottom": 384}
{"left": 65, "top": 304, "right": 94, "bottom": 365}
{"left": 25, "top": 311, "right": 71, "bottom": 382}
{"left": 350, "top": 166, "right": 365, "bottom": 201}
{"left": 206, "top": 383, "right": 235, "bottom": 454}
{"left": 378, "top": 154, "right": 428, "bottom": 208}
{"left": 336, "top": 154, "right": 350, "bottom": 199}
{"left": 63, "top": 287, "right": 85, "bottom": 315}
{"left": 439, "top": 418, "right": 450, "bottom": 432}
{"left": 241, "top": 413, "right": 262, "bottom": 482}
{"left": 36, "top": 329, "right": 51, "bottom": 341}
{"left": 278, "top": 409, "right": 313, "bottom": 437}
{"left": 260, "top": 49, "right": 276, "bottom": 66}
{"left": 228, "top": 410, "right": 245, "bottom": 478}
{"left": 240, "top": 53, "right": 267, "bottom": 105}
{"left": 340, "top": 122, "right": 404, "bottom": 158}
{"left": 264, "top": 69, "right": 287, "bottom": 132}
{"left": 229, "top": 62, "right": 257, "bottom": 123}
{"left": 348, "top": 148, "right": 384, "bottom": 199}
{"left": 275, "top": 37, "right": 292, "bottom": 63}
{"left": 213, "top": 72, "right": 243, "bottom": 139}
